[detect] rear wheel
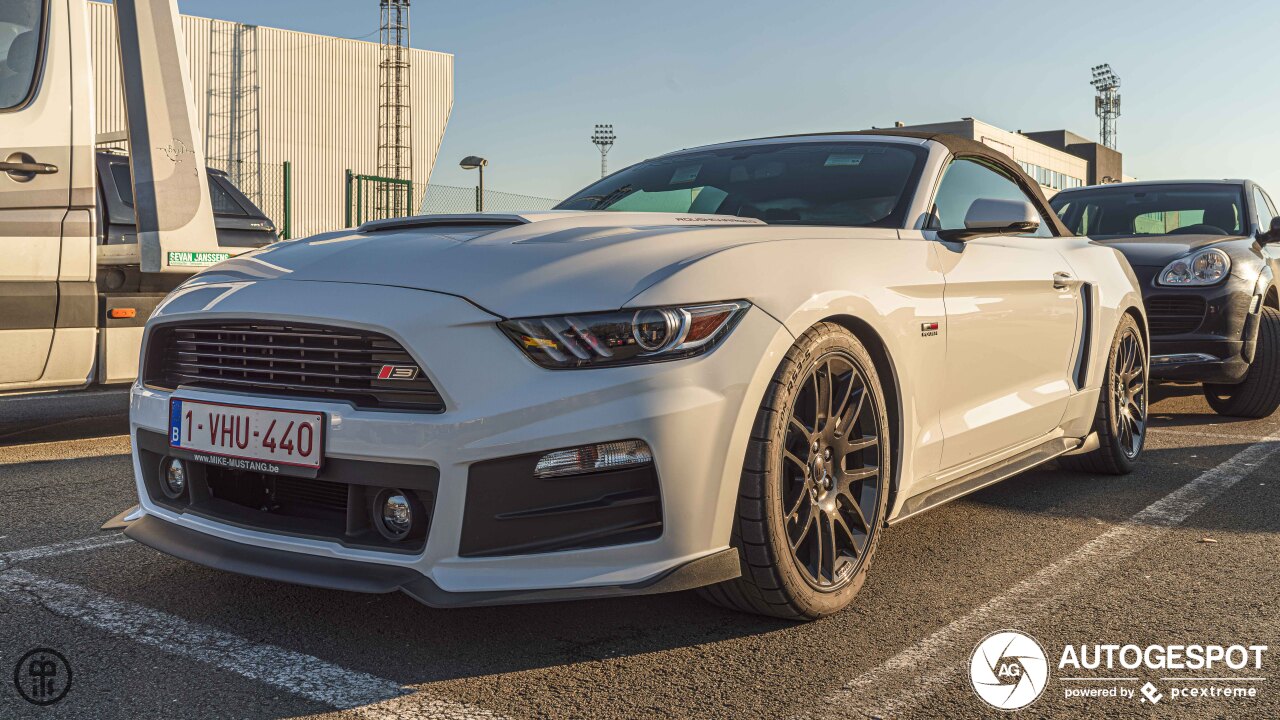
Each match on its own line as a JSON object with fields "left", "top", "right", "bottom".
{"left": 700, "top": 323, "right": 890, "bottom": 620}
{"left": 1060, "top": 314, "right": 1147, "bottom": 475}
{"left": 1203, "top": 307, "right": 1280, "bottom": 418}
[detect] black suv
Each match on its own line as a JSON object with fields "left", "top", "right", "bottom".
{"left": 1051, "top": 180, "right": 1280, "bottom": 417}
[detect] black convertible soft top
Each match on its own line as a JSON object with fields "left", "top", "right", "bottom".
{"left": 759, "top": 129, "right": 1073, "bottom": 237}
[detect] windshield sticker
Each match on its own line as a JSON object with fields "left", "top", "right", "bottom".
{"left": 670, "top": 165, "right": 701, "bottom": 184}
{"left": 825, "top": 153, "right": 864, "bottom": 167}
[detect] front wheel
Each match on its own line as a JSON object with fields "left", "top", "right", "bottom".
{"left": 1203, "top": 306, "right": 1280, "bottom": 418}
{"left": 700, "top": 323, "right": 890, "bottom": 620}
{"left": 1060, "top": 313, "right": 1147, "bottom": 475}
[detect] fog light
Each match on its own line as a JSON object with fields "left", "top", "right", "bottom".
{"left": 534, "top": 440, "right": 653, "bottom": 478}
{"left": 372, "top": 488, "right": 417, "bottom": 541}
{"left": 162, "top": 458, "right": 187, "bottom": 499}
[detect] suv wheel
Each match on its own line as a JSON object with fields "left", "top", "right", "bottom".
{"left": 1204, "top": 307, "right": 1280, "bottom": 418}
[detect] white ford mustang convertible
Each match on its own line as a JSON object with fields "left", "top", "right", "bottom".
{"left": 126, "top": 131, "right": 1148, "bottom": 619}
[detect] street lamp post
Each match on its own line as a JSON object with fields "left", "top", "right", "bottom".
{"left": 460, "top": 155, "right": 488, "bottom": 211}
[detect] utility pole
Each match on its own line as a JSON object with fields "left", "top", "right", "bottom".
{"left": 591, "top": 124, "right": 615, "bottom": 179}
{"left": 1091, "top": 64, "right": 1121, "bottom": 150}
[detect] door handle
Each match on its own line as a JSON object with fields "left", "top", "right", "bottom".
{"left": 1052, "top": 271, "right": 1075, "bottom": 290}
{"left": 0, "top": 160, "right": 58, "bottom": 175}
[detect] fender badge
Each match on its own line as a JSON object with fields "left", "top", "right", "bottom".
{"left": 921, "top": 322, "right": 939, "bottom": 337}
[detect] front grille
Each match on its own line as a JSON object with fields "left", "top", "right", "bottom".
{"left": 145, "top": 322, "right": 444, "bottom": 411}
{"left": 1146, "top": 296, "right": 1207, "bottom": 336}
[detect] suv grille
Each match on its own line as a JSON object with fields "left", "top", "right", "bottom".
{"left": 144, "top": 322, "right": 444, "bottom": 411}
{"left": 1146, "top": 296, "right": 1207, "bottom": 336}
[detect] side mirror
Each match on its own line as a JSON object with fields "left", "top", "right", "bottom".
{"left": 937, "top": 198, "right": 1040, "bottom": 241}
{"left": 1264, "top": 217, "right": 1280, "bottom": 243}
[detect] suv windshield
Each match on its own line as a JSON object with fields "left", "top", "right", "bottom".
{"left": 556, "top": 141, "right": 927, "bottom": 228}
{"left": 1051, "top": 184, "right": 1248, "bottom": 237}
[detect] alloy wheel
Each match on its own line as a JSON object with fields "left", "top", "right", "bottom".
{"left": 780, "top": 351, "right": 883, "bottom": 590}
{"left": 1112, "top": 329, "right": 1147, "bottom": 459}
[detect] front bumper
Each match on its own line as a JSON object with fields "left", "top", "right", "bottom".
{"left": 129, "top": 280, "right": 790, "bottom": 604}
{"left": 1135, "top": 265, "right": 1261, "bottom": 384}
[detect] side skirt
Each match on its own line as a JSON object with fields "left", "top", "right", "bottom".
{"left": 888, "top": 435, "right": 1084, "bottom": 525}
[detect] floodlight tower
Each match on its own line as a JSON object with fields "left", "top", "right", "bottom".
{"left": 592, "top": 124, "right": 616, "bottom": 178}
{"left": 1091, "top": 63, "right": 1121, "bottom": 150}
{"left": 377, "top": 0, "right": 413, "bottom": 216}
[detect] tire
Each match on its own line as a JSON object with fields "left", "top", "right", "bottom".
{"left": 1203, "top": 306, "right": 1280, "bottom": 418}
{"left": 699, "top": 322, "right": 890, "bottom": 620}
{"left": 1059, "top": 313, "right": 1147, "bottom": 475}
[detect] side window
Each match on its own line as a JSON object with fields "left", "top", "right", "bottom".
{"left": 0, "top": 0, "right": 46, "bottom": 110}
{"left": 929, "top": 158, "right": 1053, "bottom": 237}
{"left": 1254, "top": 188, "right": 1275, "bottom": 232}
{"left": 209, "top": 176, "right": 250, "bottom": 216}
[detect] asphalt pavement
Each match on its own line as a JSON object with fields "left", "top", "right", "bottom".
{"left": 1, "top": 384, "right": 1277, "bottom": 719}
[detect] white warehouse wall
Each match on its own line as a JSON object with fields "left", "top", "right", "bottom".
{"left": 88, "top": 2, "right": 454, "bottom": 238}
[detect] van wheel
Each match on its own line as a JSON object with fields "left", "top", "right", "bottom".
{"left": 699, "top": 323, "right": 890, "bottom": 620}
{"left": 1204, "top": 307, "right": 1280, "bottom": 418}
{"left": 1060, "top": 314, "right": 1147, "bottom": 475}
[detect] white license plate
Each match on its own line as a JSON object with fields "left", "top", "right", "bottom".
{"left": 169, "top": 399, "right": 324, "bottom": 472}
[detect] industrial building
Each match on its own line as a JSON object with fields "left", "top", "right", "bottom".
{"left": 87, "top": 2, "right": 454, "bottom": 238}
{"left": 889, "top": 118, "right": 1126, "bottom": 197}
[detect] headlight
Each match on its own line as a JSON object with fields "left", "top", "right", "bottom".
{"left": 499, "top": 300, "right": 750, "bottom": 369}
{"left": 1158, "top": 248, "right": 1231, "bottom": 286}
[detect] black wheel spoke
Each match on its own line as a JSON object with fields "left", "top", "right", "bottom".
{"left": 843, "top": 490, "right": 871, "bottom": 533}
{"left": 789, "top": 416, "right": 811, "bottom": 441}
{"left": 783, "top": 450, "right": 807, "bottom": 473}
{"left": 832, "top": 509, "right": 861, "bottom": 557}
{"left": 790, "top": 508, "right": 816, "bottom": 551}
{"left": 839, "top": 386, "right": 867, "bottom": 435}
{"left": 844, "top": 435, "right": 878, "bottom": 454}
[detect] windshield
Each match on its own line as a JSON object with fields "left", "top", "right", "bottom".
{"left": 1050, "top": 184, "right": 1249, "bottom": 237}
{"left": 555, "top": 141, "right": 928, "bottom": 228}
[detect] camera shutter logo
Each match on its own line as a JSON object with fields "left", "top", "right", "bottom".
{"left": 969, "top": 630, "right": 1050, "bottom": 711}
{"left": 13, "top": 648, "right": 72, "bottom": 706}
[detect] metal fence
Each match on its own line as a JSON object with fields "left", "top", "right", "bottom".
{"left": 344, "top": 171, "right": 420, "bottom": 227}
{"left": 344, "top": 173, "right": 558, "bottom": 226}
{"left": 207, "top": 157, "right": 293, "bottom": 239}
{"left": 421, "top": 185, "right": 559, "bottom": 214}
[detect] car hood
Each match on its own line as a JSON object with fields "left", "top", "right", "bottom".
{"left": 194, "top": 211, "right": 787, "bottom": 317}
{"left": 1091, "top": 233, "right": 1250, "bottom": 266}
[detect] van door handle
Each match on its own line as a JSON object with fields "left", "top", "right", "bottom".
{"left": 0, "top": 160, "right": 59, "bottom": 176}
{"left": 1053, "top": 271, "right": 1075, "bottom": 290}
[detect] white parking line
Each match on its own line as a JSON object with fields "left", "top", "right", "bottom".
{"left": 0, "top": 534, "right": 131, "bottom": 565}
{"left": 0, "top": 535, "right": 504, "bottom": 719}
{"left": 1149, "top": 427, "right": 1274, "bottom": 444}
{"left": 802, "top": 435, "right": 1280, "bottom": 719}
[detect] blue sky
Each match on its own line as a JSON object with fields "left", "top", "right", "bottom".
{"left": 179, "top": 0, "right": 1280, "bottom": 201}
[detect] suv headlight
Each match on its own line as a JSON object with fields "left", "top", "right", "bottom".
{"left": 1157, "top": 248, "right": 1231, "bottom": 286}
{"left": 499, "top": 300, "right": 750, "bottom": 369}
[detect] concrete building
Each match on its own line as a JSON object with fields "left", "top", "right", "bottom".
{"left": 889, "top": 118, "right": 1123, "bottom": 197}
{"left": 88, "top": 2, "right": 454, "bottom": 238}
